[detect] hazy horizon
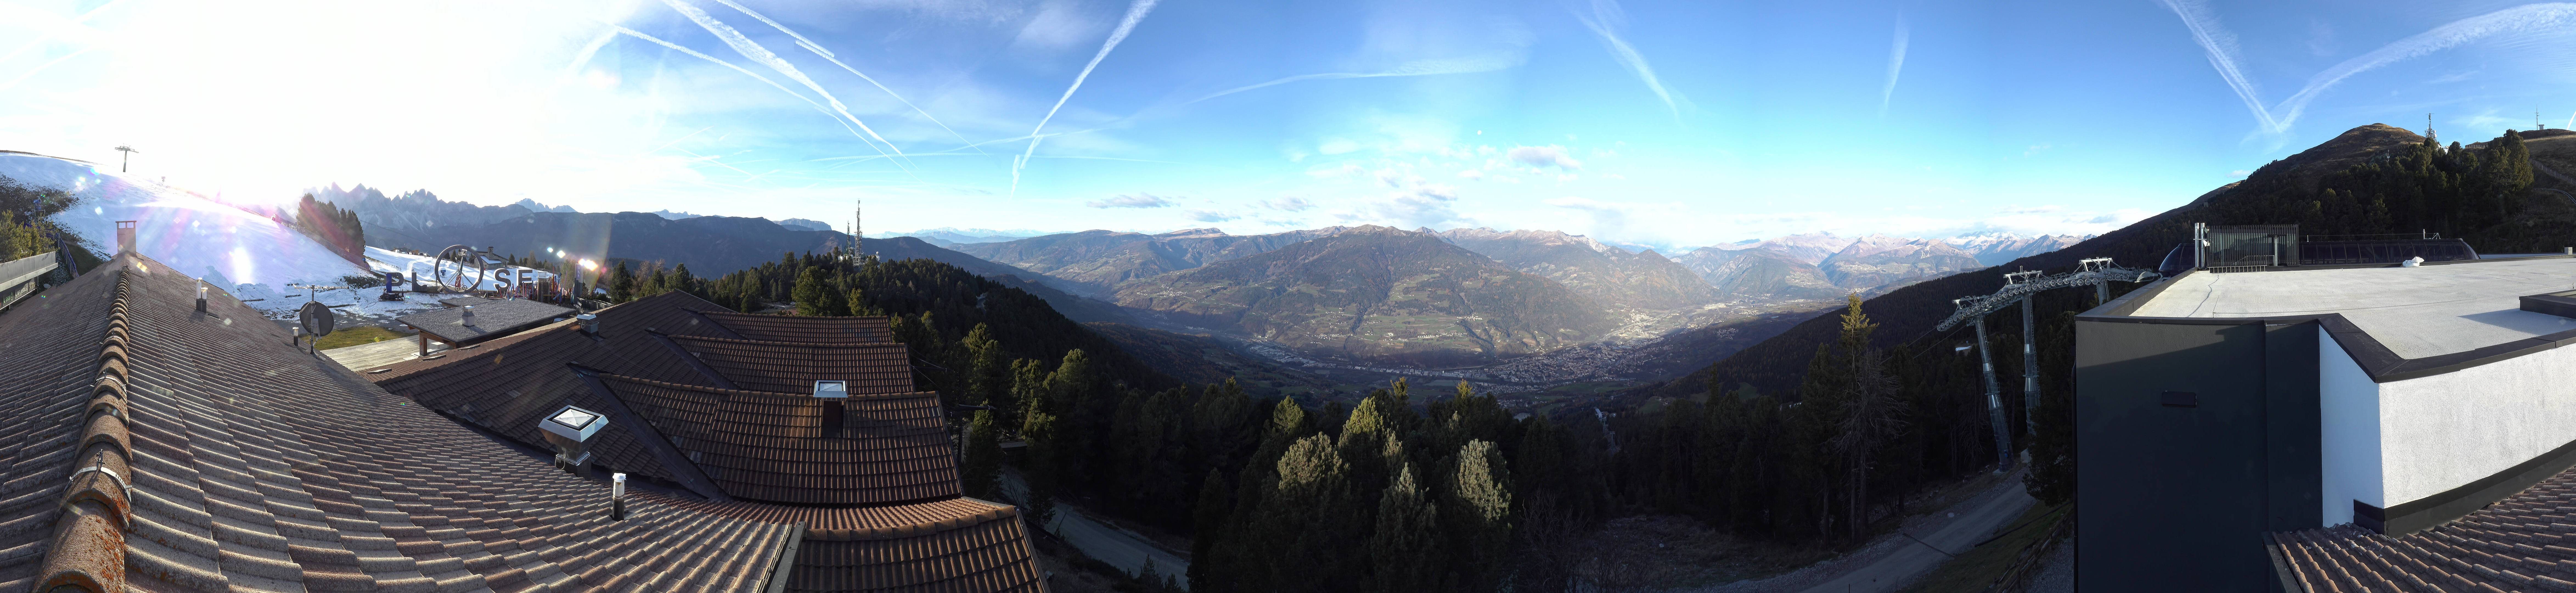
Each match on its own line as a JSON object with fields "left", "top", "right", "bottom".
{"left": 5, "top": 0, "right": 2572, "bottom": 249}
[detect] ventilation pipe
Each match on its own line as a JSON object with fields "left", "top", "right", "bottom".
{"left": 460, "top": 305, "right": 476, "bottom": 326}
{"left": 195, "top": 284, "right": 208, "bottom": 313}
{"left": 610, "top": 473, "right": 628, "bottom": 521}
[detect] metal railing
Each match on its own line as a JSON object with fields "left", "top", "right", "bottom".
{"left": 0, "top": 250, "right": 60, "bottom": 311}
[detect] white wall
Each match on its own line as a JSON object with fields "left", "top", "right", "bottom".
{"left": 2375, "top": 340, "right": 2576, "bottom": 507}
{"left": 2318, "top": 327, "right": 2382, "bottom": 525}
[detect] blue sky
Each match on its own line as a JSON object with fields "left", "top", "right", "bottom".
{"left": 4, "top": 0, "right": 2575, "bottom": 251}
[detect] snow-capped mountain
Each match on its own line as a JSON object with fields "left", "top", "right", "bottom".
{"left": 1712, "top": 232, "right": 1861, "bottom": 265}
{"left": 1943, "top": 233, "right": 2093, "bottom": 266}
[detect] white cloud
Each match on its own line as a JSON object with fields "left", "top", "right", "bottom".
{"left": 1507, "top": 145, "right": 1582, "bottom": 170}
{"left": 1456, "top": 169, "right": 1485, "bottom": 180}
{"left": 1184, "top": 209, "right": 1239, "bottom": 222}
{"left": 1087, "top": 193, "right": 1174, "bottom": 208}
{"left": 1261, "top": 196, "right": 1317, "bottom": 211}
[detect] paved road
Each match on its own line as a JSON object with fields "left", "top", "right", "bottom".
{"left": 1000, "top": 471, "right": 1192, "bottom": 589}
{"left": 1796, "top": 477, "right": 2038, "bottom": 593}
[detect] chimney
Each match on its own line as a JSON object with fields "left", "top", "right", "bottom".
{"left": 115, "top": 220, "right": 136, "bottom": 254}
{"left": 577, "top": 313, "right": 598, "bottom": 335}
{"left": 460, "top": 305, "right": 476, "bottom": 326}
{"left": 538, "top": 405, "right": 609, "bottom": 474}
{"left": 196, "top": 284, "right": 208, "bottom": 313}
{"left": 814, "top": 380, "right": 848, "bottom": 436}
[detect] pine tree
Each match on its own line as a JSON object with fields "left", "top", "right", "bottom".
{"left": 962, "top": 324, "right": 1008, "bottom": 408}
{"left": 1188, "top": 468, "right": 1234, "bottom": 593}
{"left": 1268, "top": 396, "right": 1309, "bottom": 441}
{"left": 1367, "top": 463, "right": 1441, "bottom": 593}
{"left": 609, "top": 262, "right": 636, "bottom": 303}
{"left": 962, "top": 410, "right": 1004, "bottom": 500}
{"left": 792, "top": 266, "right": 842, "bottom": 316}
{"left": 1020, "top": 408, "right": 1061, "bottom": 527}
{"left": 1263, "top": 434, "right": 1360, "bottom": 592}
{"left": 1445, "top": 439, "right": 1514, "bottom": 592}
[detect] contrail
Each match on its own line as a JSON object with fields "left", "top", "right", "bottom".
{"left": 0, "top": 46, "right": 93, "bottom": 93}
{"left": 661, "top": 0, "right": 905, "bottom": 161}
{"left": 1191, "top": 54, "right": 1525, "bottom": 104}
{"left": 607, "top": 25, "right": 886, "bottom": 159}
{"left": 1880, "top": 16, "right": 1908, "bottom": 117}
{"left": 1573, "top": 0, "right": 1687, "bottom": 121}
{"left": 0, "top": 0, "right": 122, "bottom": 66}
{"left": 706, "top": 0, "right": 980, "bottom": 150}
{"left": 561, "top": 29, "right": 620, "bottom": 80}
{"left": 2274, "top": 3, "right": 2576, "bottom": 133}
{"left": 2154, "top": 0, "right": 2280, "bottom": 134}
{"left": 1014, "top": 0, "right": 1160, "bottom": 196}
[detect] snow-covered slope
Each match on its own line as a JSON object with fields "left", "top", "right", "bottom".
{"left": 4, "top": 152, "right": 363, "bottom": 284}
{"left": 1, "top": 152, "right": 478, "bottom": 321}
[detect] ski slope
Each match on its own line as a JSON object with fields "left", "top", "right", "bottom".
{"left": 0, "top": 152, "right": 451, "bottom": 320}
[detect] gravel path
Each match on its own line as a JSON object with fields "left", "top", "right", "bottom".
{"left": 1671, "top": 468, "right": 2032, "bottom": 593}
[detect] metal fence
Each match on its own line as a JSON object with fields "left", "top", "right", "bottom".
{"left": 0, "top": 250, "right": 60, "bottom": 311}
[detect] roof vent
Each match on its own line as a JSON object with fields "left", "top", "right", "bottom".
{"left": 610, "top": 473, "right": 628, "bottom": 521}
{"left": 812, "top": 380, "right": 848, "bottom": 399}
{"left": 460, "top": 305, "right": 477, "bottom": 327}
{"left": 538, "top": 404, "right": 609, "bottom": 473}
{"left": 815, "top": 381, "right": 848, "bottom": 436}
{"left": 577, "top": 313, "right": 598, "bottom": 335}
{"left": 195, "top": 283, "right": 208, "bottom": 313}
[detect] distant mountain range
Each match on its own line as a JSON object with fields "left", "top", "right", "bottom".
{"left": 302, "top": 182, "right": 2097, "bottom": 375}
{"left": 952, "top": 227, "right": 1350, "bottom": 295}
{"left": 1111, "top": 225, "right": 1610, "bottom": 367}
{"left": 885, "top": 228, "right": 1053, "bottom": 246}
{"left": 1434, "top": 227, "right": 1716, "bottom": 312}
{"left": 1944, "top": 233, "right": 2093, "bottom": 266}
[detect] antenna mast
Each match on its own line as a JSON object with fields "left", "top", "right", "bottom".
{"left": 2427, "top": 113, "right": 2436, "bottom": 141}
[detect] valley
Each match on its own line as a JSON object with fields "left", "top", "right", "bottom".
{"left": 271, "top": 183, "right": 2090, "bottom": 413}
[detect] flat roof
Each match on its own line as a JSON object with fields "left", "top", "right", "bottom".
{"left": 2126, "top": 257, "right": 2576, "bottom": 359}
{"left": 396, "top": 297, "right": 574, "bottom": 345}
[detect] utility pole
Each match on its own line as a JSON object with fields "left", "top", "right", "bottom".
{"left": 114, "top": 145, "right": 137, "bottom": 173}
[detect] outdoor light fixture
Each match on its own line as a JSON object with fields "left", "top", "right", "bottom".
{"left": 539, "top": 404, "right": 609, "bottom": 472}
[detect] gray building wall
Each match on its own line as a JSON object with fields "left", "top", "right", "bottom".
{"left": 2075, "top": 318, "right": 2320, "bottom": 592}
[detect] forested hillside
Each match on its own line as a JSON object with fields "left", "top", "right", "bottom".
{"left": 1584, "top": 124, "right": 2573, "bottom": 557}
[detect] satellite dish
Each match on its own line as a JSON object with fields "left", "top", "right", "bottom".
{"left": 298, "top": 300, "right": 335, "bottom": 337}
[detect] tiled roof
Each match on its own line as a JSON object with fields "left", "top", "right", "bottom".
{"left": 396, "top": 298, "right": 575, "bottom": 346}
{"left": 0, "top": 255, "right": 811, "bottom": 592}
{"left": 699, "top": 311, "right": 894, "bottom": 344}
{"left": 590, "top": 374, "right": 962, "bottom": 506}
{"left": 665, "top": 334, "right": 916, "bottom": 394}
{"left": 660, "top": 497, "right": 1047, "bottom": 592}
{"left": 2270, "top": 465, "right": 2576, "bottom": 592}
{"left": 0, "top": 250, "right": 123, "bottom": 591}
{"left": 363, "top": 290, "right": 1040, "bottom": 591}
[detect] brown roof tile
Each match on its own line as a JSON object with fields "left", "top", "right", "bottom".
{"left": 0, "top": 256, "right": 1045, "bottom": 592}
{"left": 700, "top": 311, "right": 895, "bottom": 344}
{"left": 19, "top": 256, "right": 806, "bottom": 592}
{"left": 591, "top": 373, "right": 963, "bottom": 506}
{"left": 666, "top": 334, "right": 916, "bottom": 394}
{"left": 2270, "top": 463, "right": 2576, "bottom": 592}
